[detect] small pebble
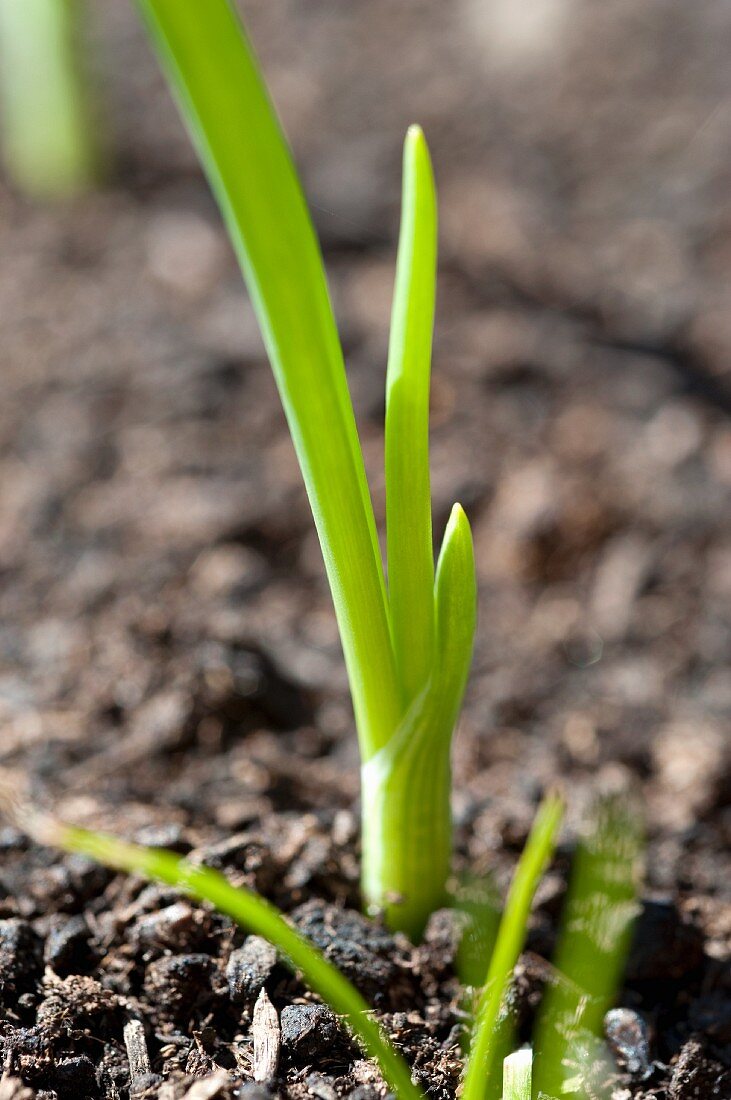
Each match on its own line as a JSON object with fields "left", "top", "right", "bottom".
{"left": 280, "top": 1004, "right": 342, "bottom": 1061}
{"left": 132, "top": 902, "right": 209, "bottom": 951}
{"left": 238, "top": 1086, "right": 272, "bottom": 1100}
{"left": 305, "top": 1073, "right": 338, "bottom": 1100}
{"left": 226, "top": 936, "right": 277, "bottom": 1003}
{"left": 0, "top": 919, "right": 43, "bottom": 999}
{"left": 130, "top": 1073, "right": 164, "bottom": 1097}
{"left": 604, "top": 1007, "right": 651, "bottom": 1078}
{"left": 44, "top": 914, "right": 95, "bottom": 977}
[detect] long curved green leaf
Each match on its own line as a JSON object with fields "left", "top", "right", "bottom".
{"left": 55, "top": 822, "right": 424, "bottom": 1100}
{"left": 134, "top": 0, "right": 401, "bottom": 757}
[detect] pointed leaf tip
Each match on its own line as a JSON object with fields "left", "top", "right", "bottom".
{"left": 433, "top": 502, "right": 477, "bottom": 721}
{"left": 441, "top": 503, "right": 474, "bottom": 564}
{"left": 403, "top": 124, "right": 432, "bottom": 178}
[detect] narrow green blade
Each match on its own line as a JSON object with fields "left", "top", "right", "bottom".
{"left": 462, "top": 794, "right": 564, "bottom": 1100}
{"left": 52, "top": 823, "right": 425, "bottom": 1100}
{"left": 385, "top": 125, "right": 437, "bottom": 702}
{"left": 533, "top": 796, "right": 643, "bottom": 1098}
{"left": 134, "top": 0, "right": 400, "bottom": 757}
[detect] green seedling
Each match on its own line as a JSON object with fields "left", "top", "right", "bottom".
{"left": 0, "top": 784, "right": 562, "bottom": 1100}
{"left": 532, "top": 796, "right": 643, "bottom": 1099}
{"left": 0, "top": 0, "right": 98, "bottom": 198}
{"left": 133, "top": 0, "right": 476, "bottom": 938}
{"left": 461, "top": 794, "right": 564, "bottom": 1100}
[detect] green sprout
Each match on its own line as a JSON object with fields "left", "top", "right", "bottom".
{"left": 0, "top": 0, "right": 98, "bottom": 198}
{"left": 461, "top": 793, "right": 564, "bottom": 1100}
{"left": 502, "top": 1048, "right": 532, "bottom": 1100}
{"left": 133, "top": 0, "right": 476, "bottom": 939}
{"left": 532, "top": 796, "right": 643, "bottom": 1098}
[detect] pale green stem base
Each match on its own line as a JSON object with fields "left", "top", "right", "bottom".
{"left": 361, "top": 734, "right": 451, "bottom": 942}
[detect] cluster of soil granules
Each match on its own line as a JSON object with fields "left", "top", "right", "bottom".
{"left": 0, "top": 1, "right": 728, "bottom": 1098}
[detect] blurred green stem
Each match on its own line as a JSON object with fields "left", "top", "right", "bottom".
{"left": 0, "top": 0, "right": 98, "bottom": 198}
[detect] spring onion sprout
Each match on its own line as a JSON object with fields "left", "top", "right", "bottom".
{"left": 133, "top": 0, "right": 476, "bottom": 938}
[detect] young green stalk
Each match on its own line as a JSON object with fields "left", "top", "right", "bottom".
{"left": 532, "top": 796, "right": 643, "bottom": 1097}
{"left": 0, "top": 0, "right": 97, "bottom": 198}
{"left": 362, "top": 500, "right": 476, "bottom": 935}
{"left": 134, "top": 0, "right": 477, "bottom": 939}
{"left": 385, "top": 125, "right": 437, "bottom": 701}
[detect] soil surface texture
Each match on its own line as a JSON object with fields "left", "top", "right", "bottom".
{"left": 0, "top": 2, "right": 729, "bottom": 1099}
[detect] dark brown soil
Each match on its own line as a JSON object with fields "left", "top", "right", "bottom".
{"left": 0, "top": 2, "right": 729, "bottom": 1098}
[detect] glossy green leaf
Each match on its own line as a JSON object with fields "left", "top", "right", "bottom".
{"left": 54, "top": 823, "right": 424, "bottom": 1100}
{"left": 134, "top": 0, "right": 401, "bottom": 759}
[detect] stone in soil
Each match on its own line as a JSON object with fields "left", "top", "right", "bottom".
{"left": 226, "top": 936, "right": 278, "bottom": 1003}
{"left": 280, "top": 1004, "right": 348, "bottom": 1063}
{"left": 144, "top": 954, "right": 219, "bottom": 1025}
{"left": 0, "top": 920, "right": 43, "bottom": 1004}
{"left": 289, "top": 900, "right": 406, "bottom": 1005}
{"left": 131, "top": 901, "right": 213, "bottom": 952}
{"left": 43, "top": 914, "right": 97, "bottom": 977}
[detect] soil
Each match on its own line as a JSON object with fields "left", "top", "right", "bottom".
{"left": 0, "top": 2, "right": 729, "bottom": 1099}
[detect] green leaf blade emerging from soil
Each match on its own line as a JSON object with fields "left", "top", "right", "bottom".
{"left": 133, "top": 0, "right": 401, "bottom": 761}
{"left": 134, "top": 0, "right": 479, "bottom": 939}
{"left": 532, "top": 796, "right": 644, "bottom": 1098}
{"left": 361, "top": 504, "right": 476, "bottom": 938}
{"left": 385, "top": 125, "right": 437, "bottom": 702}
{"left": 461, "top": 793, "right": 564, "bottom": 1100}
{"left": 56, "top": 823, "right": 424, "bottom": 1100}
